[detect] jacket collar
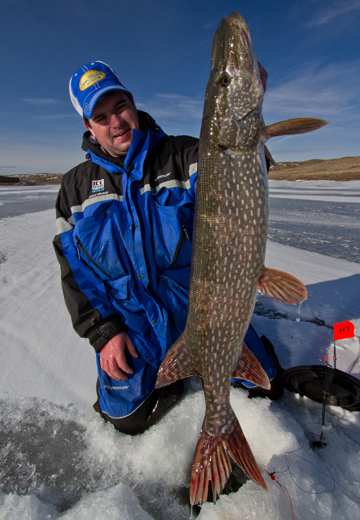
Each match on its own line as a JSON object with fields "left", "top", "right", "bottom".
{"left": 81, "top": 110, "right": 157, "bottom": 169}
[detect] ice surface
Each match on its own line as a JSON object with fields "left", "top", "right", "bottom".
{"left": 0, "top": 185, "right": 59, "bottom": 220}
{"left": 0, "top": 181, "right": 360, "bottom": 519}
{"left": 268, "top": 180, "right": 360, "bottom": 263}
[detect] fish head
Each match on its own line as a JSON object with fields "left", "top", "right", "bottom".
{"left": 201, "top": 12, "right": 264, "bottom": 152}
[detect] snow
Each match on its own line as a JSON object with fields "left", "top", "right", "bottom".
{"left": 0, "top": 181, "right": 360, "bottom": 519}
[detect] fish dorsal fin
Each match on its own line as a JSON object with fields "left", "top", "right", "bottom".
{"left": 258, "top": 267, "right": 308, "bottom": 305}
{"left": 232, "top": 344, "right": 270, "bottom": 389}
{"left": 261, "top": 117, "right": 329, "bottom": 143}
{"left": 155, "top": 332, "right": 199, "bottom": 388}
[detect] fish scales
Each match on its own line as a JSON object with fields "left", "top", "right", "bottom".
{"left": 156, "top": 11, "right": 327, "bottom": 506}
{"left": 187, "top": 14, "right": 267, "bottom": 436}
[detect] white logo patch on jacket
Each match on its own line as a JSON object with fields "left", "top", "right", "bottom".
{"left": 92, "top": 179, "right": 104, "bottom": 193}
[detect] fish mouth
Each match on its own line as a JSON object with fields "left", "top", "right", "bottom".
{"left": 229, "top": 11, "right": 247, "bottom": 26}
{"left": 211, "top": 11, "right": 257, "bottom": 75}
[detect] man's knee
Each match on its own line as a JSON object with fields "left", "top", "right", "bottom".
{"left": 93, "top": 379, "right": 184, "bottom": 435}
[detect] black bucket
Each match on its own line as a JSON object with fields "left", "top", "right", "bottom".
{"left": 282, "top": 365, "right": 360, "bottom": 411}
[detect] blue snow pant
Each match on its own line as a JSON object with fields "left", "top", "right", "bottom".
{"left": 93, "top": 323, "right": 276, "bottom": 434}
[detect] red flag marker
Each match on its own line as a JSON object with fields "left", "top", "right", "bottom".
{"left": 333, "top": 320, "right": 355, "bottom": 341}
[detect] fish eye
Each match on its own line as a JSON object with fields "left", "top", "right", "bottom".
{"left": 220, "top": 73, "right": 231, "bottom": 87}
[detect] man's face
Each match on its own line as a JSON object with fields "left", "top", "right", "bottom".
{"left": 84, "top": 91, "right": 139, "bottom": 157}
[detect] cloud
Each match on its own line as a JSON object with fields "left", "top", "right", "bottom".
{"left": 0, "top": 165, "right": 17, "bottom": 169}
{"left": 137, "top": 93, "right": 203, "bottom": 121}
{"left": 33, "top": 113, "right": 78, "bottom": 120}
{"left": 22, "top": 98, "right": 60, "bottom": 105}
{"left": 136, "top": 93, "right": 203, "bottom": 136}
{"left": 263, "top": 60, "right": 360, "bottom": 123}
{"left": 304, "top": 1, "right": 360, "bottom": 28}
{"left": 271, "top": 147, "right": 349, "bottom": 155}
{"left": 0, "top": 140, "right": 86, "bottom": 175}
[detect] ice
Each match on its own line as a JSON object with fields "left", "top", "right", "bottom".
{"left": 0, "top": 185, "right": 59, "bottom": 220}
{"left": 267, "top": 181, "right": 360, "bottom": 263}
{"left": 0, "top": 181, "right": 360, "bottom": 519}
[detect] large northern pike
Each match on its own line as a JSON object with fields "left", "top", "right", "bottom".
{"left": 156, "top": 12, "right": 328, "bottom": 505}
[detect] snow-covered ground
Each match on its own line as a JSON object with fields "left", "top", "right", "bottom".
{"left": 0, "top": 181, "right": 360, "bottom": 519}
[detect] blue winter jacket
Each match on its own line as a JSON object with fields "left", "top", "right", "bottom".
{"left": 53, "top": 111, "right": 275, "bottom": 419}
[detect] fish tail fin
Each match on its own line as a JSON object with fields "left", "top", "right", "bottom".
{"left": 190, "top": 424, "right": 231, "bottom": 505}
{"left": 225, "top": 414, "right": 268, "bottom": 492}
{"left": 258, "top": 266, "right": 308, "bottom": 305}
{"left": 190, "top": 415, "right": 268, "bottom": 505}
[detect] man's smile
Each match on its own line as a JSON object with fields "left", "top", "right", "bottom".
{"left": 84, "top": 91, "right": 139, "bottom": 156}
{"left": 113, "top": 128, "right": 131, "bottom": 139}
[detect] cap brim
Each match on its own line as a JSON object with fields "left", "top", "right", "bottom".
{"left": 83, "top": 85, "right": 132, "bottom": 118}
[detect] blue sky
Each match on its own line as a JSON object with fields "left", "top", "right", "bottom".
{"left": 1, "top": 0, "right": 359, "bottom": 175}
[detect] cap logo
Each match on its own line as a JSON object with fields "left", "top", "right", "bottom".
{"left": 79, "top": 70, "right": 106, "bottom": 91}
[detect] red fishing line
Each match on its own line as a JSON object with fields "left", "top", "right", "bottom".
{"left": 266, "top": 471, "right": 295, "bottom": 520}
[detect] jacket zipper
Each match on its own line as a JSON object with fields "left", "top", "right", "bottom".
{"left": 168, "top": 219, "right": 190, "bottom": 268}
{"left": 75, "top": 236, "right": 112, "bottom": 278}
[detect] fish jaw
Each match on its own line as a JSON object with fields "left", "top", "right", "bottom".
{"left": 201, "top": 12, "right": 264, "bottom": 154}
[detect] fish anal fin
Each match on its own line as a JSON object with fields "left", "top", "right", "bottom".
{"left": 232, "top": 344, "right": 271, "bottom": 390}
{"left": 155, "top": 332, "right": 198, "bottom": 388}
{"left": 190, "top": 414, "right": 268, "bottom": 506}
{"left": 258, "top": 267, "right": 308, "bottom": 305}
{"left": 262, "top": 117, "right": 329, "bottom": 142}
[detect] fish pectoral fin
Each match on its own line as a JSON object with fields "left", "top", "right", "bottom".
{"left": 261, "top": 117, "right": 329, "bottom": 143}
{"left": 264, "top": 145, "right": 280, "bottom": 169}
{"left": 190, "top": 414, "right": 268, "bottom": 506}
{"left": 155, "top": 332, "right": 198, "bottom": 388}
{"left": 258, "top": 266, "right": 308, "bottom": 305}
{"left": 232, "top": 344, "right": 271, "bottom": 390}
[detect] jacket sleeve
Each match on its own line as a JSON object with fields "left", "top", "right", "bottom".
{"left": 53, "top": 183, "right": 127, "bottom": 352}
{"left": 186, "top": 138, "right": 198, "bottom": 200}
{"left": 173, "top": 135, "right": 198, "bottom": 200}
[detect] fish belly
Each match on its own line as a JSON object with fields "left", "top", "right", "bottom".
{"left": 186, "top": 144, "right": 268, "bottom": 433}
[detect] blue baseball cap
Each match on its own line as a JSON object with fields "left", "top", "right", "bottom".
{"left": 69, "top": 61, "right": 132, "bottom": 118}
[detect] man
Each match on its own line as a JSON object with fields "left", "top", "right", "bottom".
{"left": 53, "top": 61, "right": 282, "bottom": 435}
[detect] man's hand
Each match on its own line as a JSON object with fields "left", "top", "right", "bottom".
{"left": 100, "top": 332, "right": 139, "bottom": 380}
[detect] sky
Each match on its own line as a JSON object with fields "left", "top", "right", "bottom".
{"left": 1, "top": 0, "right": 359, "bottom": 176}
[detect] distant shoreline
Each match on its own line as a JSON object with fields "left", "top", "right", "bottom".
{"left": 1, "top": 156, "right": 359, "bottom": 185}
{"left": 268, "top": 156, "right": 360, "bottom": 181}
{"left": 0, "top": 173, "right": 62, "bottom": 186}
